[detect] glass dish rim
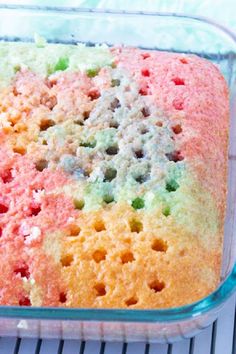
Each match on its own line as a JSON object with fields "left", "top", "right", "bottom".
{"left": 0, "top": 3, "right": 236, "bottom": 43}
{"left": 0, "top": 5, "right": 235, "bottom": 323}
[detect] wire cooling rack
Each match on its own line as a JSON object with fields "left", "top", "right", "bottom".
{"left": 0, "top": 294, "right": 235, "bottom": 354}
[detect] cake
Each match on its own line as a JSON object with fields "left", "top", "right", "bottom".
{"left": 0, "top": 41, "right": 228, "bottom": 308}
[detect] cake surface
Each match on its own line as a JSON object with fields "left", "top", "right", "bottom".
{"left": 0, "top": 41, "right": 228, "bottom": 308}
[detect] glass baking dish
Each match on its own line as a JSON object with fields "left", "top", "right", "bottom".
{"left": 0, "top": 4, "right": 235, "bottom": 343}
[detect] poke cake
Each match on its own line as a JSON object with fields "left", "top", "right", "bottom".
{"left": 0, "top": 39, "right": 229, "bottom": 308}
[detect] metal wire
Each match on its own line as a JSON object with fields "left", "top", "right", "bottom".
{"left": 167, "top": 343, "right": 172, "bottom": 354}
{"left": 210, "top": 321, "right": 218, "bottom": 354}
{"left": 189, "top": 337, "right": 195, "bottom": 354}
{"left": 232, "top": 307, "right": 236, "bottom": 354}
{"left": 35, "top": 339, "right": 42, "bottom": 354}
{"left": 13, "top": 338, "right": 21, "bottom": 354}
{"left": 57, "top": 339, "right": 64, "bottom": 354}
{"left": 79, "top": 341, "right": 86, "bottom": 354}
{"left": 144, "top": 343, "right": 150, "bottom": 354}
{"left": 122, "top": 343, "right": 127, "bottom": 354}
{"left": 100, "top": 342, "right": 106, "bottom": 354}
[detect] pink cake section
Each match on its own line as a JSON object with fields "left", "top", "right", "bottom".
{"left": 0, "top": 149, "right": 77, "bottom": 305}
{"left": 113, "top": 47, "right": 229, "bottom": 213}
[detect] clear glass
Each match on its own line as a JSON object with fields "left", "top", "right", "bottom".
{"left": 0, "top": 4, "right": 235, "bottom": 343}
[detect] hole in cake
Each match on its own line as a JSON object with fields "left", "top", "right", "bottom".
{"left": 83, "top": 111, "right": 90, "bottom": 121}
{"left": 13, "top": 146, "right": 26, "bottom": 155}
{"left": 69, "top": 224, "right": 81, "bottom": 236}
{"left": 103, "top": 194, "right": 114, "bottom": 204}
{"left": 94, "top": 283, "right": 106, "bottom": 297}
{"left": 14, "top": 123, "right": 28, "bottom": 133}
{"left": 39, "top": 119, "right": 55, "bottom": 131}
{"left": 109, "top": 121, "right": 119, "bottom": 129}
{"left": 19, "top": 296, "right": 31, "bottom": 306}
{"left": 1, "top": 169, "right": 13, "bottom": 183}
{"left": 149, "top": 279, "right": 165, "bottom": 293}
{"left": 35, "top": 159, "right": 48, "bottom": 172}
{"left": 180, "top": 58, "right": 188, "bottom": 64}
{"left": 106, "top": 145, "right": 119, "bottom": 155}
{"left": 171, "top": 77, "right": 185, "bottom": 86}
{"left": 45, "top": 96, "right": 57, "bottom": 111}
{"left": 172, "top": 98, "right": 184, "bottom": 110}
{"left": 134, "top": 149, "right": 144, "bottom": 159}
{"left": 121, "top": 251, "right": 135, "bottom": 264}
{"left": 48, "top": 78, "right": 57, "bottom": 87}
{"left": 12, "top": 225, "right": 20, "bottom": 236}
{"left": 86, "top": 68, "right": 99, "bottom": 78}
{"left": 13, "top": 87, "right": 19, "bottom": 96}
{"left": 14, "top": 263, "right": 30, "bottom": 279}
{"left": 94, "top": 220, "right": 106, "bottom": 232}
{"left": 92, "top": 249, "right": 107, "bottom": 263}
{"left": 131, "top": 197, "right": 145, "bottom": 210}
{"left": 125, "top": 296, "right": 138, "bottom": 306}
{"left": 74, "top": 119, "right": 84, "bottom": 126}
{"left": 162, "top": 206, "right": 171, "bottom": 217}
{"left": 156, "top": 121, "right": 163, "bottom": 127}
{"left": 61, "top": 254, "right": 73, "bottom": 267}
{"left": 151, "top": 239, "right": 167, "bottom": 252}
{"left": 104, "top": 168, "right": 117, "bottom": 182}
{"left": 59, "top": 292, "right": 67, "bottom": 303}
{"left": 135, "top": 174, "right": 149, "bottom": 184}
{"left": 0, "top": 203, "right": 8, "bottom": 214}
{"left": 139, "top": 87, "right": 148, "bottom": 96}
{"left": 88, "top": 89, "right": 100, "bottom": 100}
{"left": 124, "top": 238, "right": 131, "bottom": 244}
{"left": 141, "top": 127, "right": 149, "bottom": 135}
{"left": 29, "top": 205, "right": 41, "bottom": 216}
{"left": 84, "top": 169, "right": 91, "bottom": 178}
{"left": 73, "top": 199, "right": 85, "bottom": 210}
{"left": 111, "top": 79, "right": 120, "bottom": 87}
{"left": 166, "top": 151, "right": 184, "bottom": 163}
{"left": 179, "top": 249, "right": 186, "bottom": 257}
{"left": 42, "top": 139, "right": 48, "bottom": 145}
{"left": 110, "top": 98, "right": 121, "bottom": 112}
{"left": 141, "top": 107, "right": 150, "bottom": 117}
{"left": 141, "top": 53, "right": 150, "bottom": 60}
{"left": 141, "top": 69, "right": 150, "bottom": 77}
{"left": 80, "top": 141, "right": 96, "bottom": 148}
{"left": 166, "top": 179, "right": 179, "bottom": 192}
{"left": 129, "top": 219, "right": 143, "bottom": 233}
{"left": 172, "top": 124, "right": 182, "bottom": 134}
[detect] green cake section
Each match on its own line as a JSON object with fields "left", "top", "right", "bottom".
{"left": 0, "top": 40, "right": 113, "bottom": 87}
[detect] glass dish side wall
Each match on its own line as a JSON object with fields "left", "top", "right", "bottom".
{"left": 0, "top": 6, "right": 235, "bottom": 343}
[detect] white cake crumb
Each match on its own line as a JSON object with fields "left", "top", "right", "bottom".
{"left": 22, "top": 277, "right": 28, "bottom": 283}
{"left": 24, "top": 226, "right": 41, "bottom": 245}
{"left": 30, "top": 278, "right": 35, "bottom": 285}
{"left": 33, "top": 189, "right": 45, "bottom": 203}
{"left": 20, "top": 221, "right": 31, "bottom": 236}
{"left": 67, "top": 217, "right": 75, "bottom": 223}
{"left": 17, "top": 320, "right": 28, "bottom": 329}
